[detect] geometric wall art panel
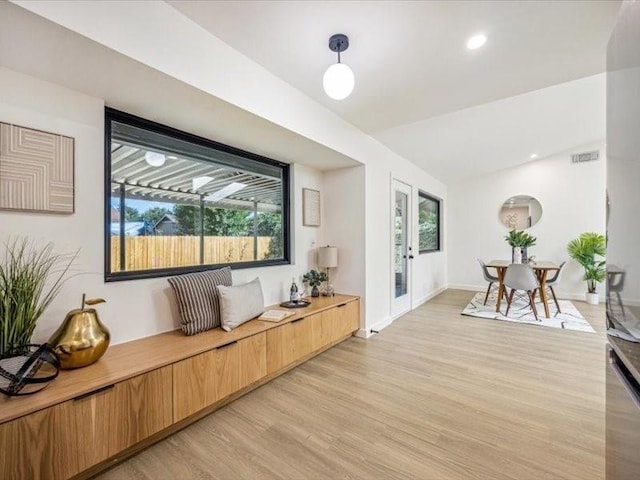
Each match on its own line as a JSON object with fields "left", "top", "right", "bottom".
{"left": 0, "top": 122, "right": 74, "bottom": 214}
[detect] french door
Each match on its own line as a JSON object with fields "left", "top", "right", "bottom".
{"left": 391, "top": 179, "right": 413, "bottom": 317}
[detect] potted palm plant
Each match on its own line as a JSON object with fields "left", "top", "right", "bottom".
{"left": 504, "top": 230, "right": 537, "bottom": 263}
{"left": 0, "top": 238, "right": 76, "bottom": 356}
{"left": 567, "top": 232, "right": 606, "bottom": 305}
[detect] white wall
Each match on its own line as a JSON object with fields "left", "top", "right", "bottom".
{"left": 0, "top": 67, "right": 326, "bottom": 345}
{"left": 323, "top": 166, "right": 366, "bottom": 328}
{"left": 447, "top": 144, "right": 606, "bottom": 299}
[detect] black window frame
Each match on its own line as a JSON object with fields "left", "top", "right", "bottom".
{"left": 418, "top": 191, "right": 442, "bottom": 254}
{"left": 104, "top": 108, "right": 291, "bottom": 282}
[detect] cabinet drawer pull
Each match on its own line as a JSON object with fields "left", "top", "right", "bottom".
{"left": 74, "top": 384, "right": 114, "bottom": 401}
{"left": 337, "top": 303, "right": 347, "bottom": 308}
{"left": 291, "top": 318, "right": 304, "bottom": 324}
{"left": 217, "top": 341, "right": 238, "bottom": 350}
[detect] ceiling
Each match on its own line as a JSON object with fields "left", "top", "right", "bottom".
{"left": 169, "top": 0, "right": 620, "bottom": 135}
{"left": 373, "top": 73, "right": 606, "bottom": 182}
{"left": 3, "top": 1, "right": 621, "bottom": 184}
{"left": 0, "top": 1, "right": 359, "bottom": 172}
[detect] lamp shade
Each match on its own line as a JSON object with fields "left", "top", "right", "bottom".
{"left": 318, "top": 246, "right": 338, "bottom": 268}
{"left": 323, "top": 63, "right": 355, "bottom": 100}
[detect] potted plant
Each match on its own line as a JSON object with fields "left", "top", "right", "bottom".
{"left": 504, "top": 230, "right": 537, "bottom": 263}
{"left": 567, "top": 232, "right": 606, "bottom": 305}
{"left": 302, "top": 269, "right": 328, "bottom": 297}
{"left": 0, "top": 238, "right": 76, "bottom": 356}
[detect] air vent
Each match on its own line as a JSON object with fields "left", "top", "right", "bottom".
{"left": 571, "top": 150, "right": 600, "bottom": 164}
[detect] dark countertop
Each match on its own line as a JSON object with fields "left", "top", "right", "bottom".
{"left": 609, "top": 335, "right": 640, "bottom": 384}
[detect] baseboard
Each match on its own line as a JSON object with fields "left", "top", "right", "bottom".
{"left": 355, "top": 328, "right": 372, "bottom": 339}
{"left": 446, "top": 284, "right": 485, "bottom": 292}
{"left": 361, "top": 316, "right": 394, "bottom": 338}
{"left": 412, "top": 286, "right": 447, "bottom": 309}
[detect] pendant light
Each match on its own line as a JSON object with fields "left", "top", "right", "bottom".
{"left": 323, "top": 34, "right": 354, "bottom": 100}
{"left": 144, "top": 151, "right": 166, "bottom": 167}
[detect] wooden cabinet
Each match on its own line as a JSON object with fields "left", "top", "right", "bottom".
{"left": 173, "top": 333, "right": 266, "bottom": 422}
{"left": 0, "top": 296, "right": 358, "bottom": 480}
{"left": 0, "top": 366, "right": 172, "bottom": 480}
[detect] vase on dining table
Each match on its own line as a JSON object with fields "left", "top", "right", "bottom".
{"left": 512, "top": 247, "right": 522, "bottom": 264}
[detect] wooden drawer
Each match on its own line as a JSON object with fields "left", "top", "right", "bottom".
{"left": 0, "top": 366, "right": 172, "bottom": 480}
{"left": 266, "top": 316, "right": 314, "bottom": 374}
{"left": 173, "top": 333, "right": 267, "bottom": 422}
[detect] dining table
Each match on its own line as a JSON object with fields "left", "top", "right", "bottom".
{"left": 487, "top": 260, "right": 560, "bottom": 318}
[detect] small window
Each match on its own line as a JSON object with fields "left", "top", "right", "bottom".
{"left": 105, "top": 109, "right": 290, "bottom": 281}
{"left": 418, "top": 192, "right": 441, "bottom": 253}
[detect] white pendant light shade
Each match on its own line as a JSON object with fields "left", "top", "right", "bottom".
{"left": 323, "top": 63, "right": 355, "bottom": 100}
{"left": 144, "top": 151, "right": 166, "bottom": 167}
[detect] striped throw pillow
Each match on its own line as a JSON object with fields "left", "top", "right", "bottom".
{"left": 167, "top": 266, "right": 232, "bottom": 335}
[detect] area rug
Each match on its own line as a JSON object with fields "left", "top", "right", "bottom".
{"left": 461, "top": 292, "right": 595, "bottom": 333}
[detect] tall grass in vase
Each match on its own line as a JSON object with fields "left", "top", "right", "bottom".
{"left": 0, "top": 238, "right": 76, "bottom": 356}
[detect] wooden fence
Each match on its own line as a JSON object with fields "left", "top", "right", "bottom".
{"left": 111, "top": 236, "right": 273, "bottom": 272}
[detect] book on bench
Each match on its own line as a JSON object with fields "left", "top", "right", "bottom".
{"left": 258, "top": 309, "right": 296, "bottom": 322}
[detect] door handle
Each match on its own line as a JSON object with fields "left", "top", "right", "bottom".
{"left": 408, "top": 255, "right": 414, "bottom": 260}
{"left": 74, "top": 384, "right": 114, "bottom": 401}
{"left": 217, "top": 341, "right": 238, "bottom": 350}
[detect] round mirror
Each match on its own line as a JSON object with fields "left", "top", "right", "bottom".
{"left": 499, "top": 195, "right": 542, "bottom": 230}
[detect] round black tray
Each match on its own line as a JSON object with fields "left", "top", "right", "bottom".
{"left": 279, "top": 300, "right": 311, "bottom": 309}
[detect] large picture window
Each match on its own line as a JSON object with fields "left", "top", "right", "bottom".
{"left": 105, "top": 109, "right": 290, "bottom": 281}
{"left": 418, "top": 192, "right": 441, "bottom": 253}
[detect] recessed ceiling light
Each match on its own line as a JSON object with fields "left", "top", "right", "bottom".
{"left": 466, "top": 34, "right": 487, "bottom": 50}
{"left": 530, "top": 153, "right": 538, "bottom": 159}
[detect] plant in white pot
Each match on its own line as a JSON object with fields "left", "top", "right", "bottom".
{"left": 567, "top": 232, "right": 606, "bottom": 305}
{"left": 0, "top": 238, "right": 76, "bottom": 356}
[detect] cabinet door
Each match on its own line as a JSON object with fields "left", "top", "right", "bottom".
{"left": 310, "top": 311, "right": 333, "bottom": 351}
{"left": 109, "top": 366, "right": 173, "bottom": 453}
{"left": 266, "top": 317, "right": 314, "bottom": 374}
{"left": 238, "top": 332, "right": 267, "bottom": 389}
{"left": 173, "top": 334, "right": 267, "bottom": 421}
{"left": 173, "top": 349, "right": 217, "bottom": 422}
{"left": 0, "top": 366, "right": 172, "bottom": 480}
{"left": 0, "top": 401, "right": 81, "bottom": 480}
{"left": 336, "top": 301, "right": 359, "bottom": 338}
{"left": 213, "top": 340, "right": 241, "bottom": 401}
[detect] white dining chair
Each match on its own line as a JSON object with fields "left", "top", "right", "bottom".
{"left": 540, "top": 261, "right": 567, "bottom": 313}
{"left": 478, "top": 259, "right": 508, "bottom": 305}
{"left": 504, "top": 264, "right": 541, "bottom": 320}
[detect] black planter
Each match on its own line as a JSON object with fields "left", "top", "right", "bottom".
{"left": 311, "top": 285, "right": 320, "bottom": 297}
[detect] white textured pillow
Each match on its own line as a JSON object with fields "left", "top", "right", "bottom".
{"left": 217, "top": 278, "right": 265, "bottom": 332}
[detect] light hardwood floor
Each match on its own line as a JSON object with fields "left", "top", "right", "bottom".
{"left": 96, "top": 289, "right": 606, "bottom": 480}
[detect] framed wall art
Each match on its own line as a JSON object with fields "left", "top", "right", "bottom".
{"left": 302, "top": 188, "right": 320, "bottom": 226}
{"left": 0, "top": 122, "right": 75, "bottom": 214}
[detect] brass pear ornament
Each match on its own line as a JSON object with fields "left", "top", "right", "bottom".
{"left": 48, "top": 294, "right": 110, "bottom": 369}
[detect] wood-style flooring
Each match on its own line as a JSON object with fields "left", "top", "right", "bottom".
{"left": 96, "top": 289, "right": 606, "bottom": 480}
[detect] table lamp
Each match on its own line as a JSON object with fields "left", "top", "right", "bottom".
{"left": 318, "top": 245, "right": 338, "bottom": 296}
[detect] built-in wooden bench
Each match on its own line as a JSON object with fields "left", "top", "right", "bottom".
{"left": 0, "top": 294, "right": 360, "bottom": 480}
